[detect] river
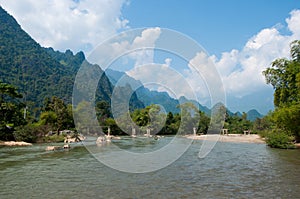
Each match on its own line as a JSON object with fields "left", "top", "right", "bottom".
{"left": 0, "top": 137, "right": 299, "bottom": 198}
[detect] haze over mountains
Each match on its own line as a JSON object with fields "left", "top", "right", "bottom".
{"left": 105, "top": 69, "right": 263, "bottom": 121}
{"left": 0, "top": 6, "right": 263, "bottom": 120}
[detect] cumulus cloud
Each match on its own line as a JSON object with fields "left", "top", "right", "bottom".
{"left": 210, "top": 9, "right": 300, "bottom": 97}
{"left": 130, "top": 27, "right": 161, "bottom": 66}
{"left": 286, "top": 9, "right": 300, "bottom": 38}
{"left": 0, "top": 0, "right": 129, "bottom": 53}
{"left": 87, "top": 27, "right": 161, "bottom": 69}
{"left": 128, "top": 63, "right": 195, "bottom": 100}
{"left": 186, "top": 52, "right": 225, "bottom": 105}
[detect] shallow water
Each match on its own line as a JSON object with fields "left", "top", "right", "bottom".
{"left": 0, "top": 137, "right": 299, "bottom": 198}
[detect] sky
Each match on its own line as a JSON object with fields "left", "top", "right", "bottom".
{"left": 0, "top": 0, "right": 300, "bottom": 114}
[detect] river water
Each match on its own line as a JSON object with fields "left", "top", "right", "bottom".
{"left": 0, "top": 137, "right": 299, "bottom": 198}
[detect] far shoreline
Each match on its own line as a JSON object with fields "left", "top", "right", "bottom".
{"left": 0, "top": 141, "right": 33, "bottom": 146}
{"left": 185, "top": 134, "right": 265, "bottom": 144}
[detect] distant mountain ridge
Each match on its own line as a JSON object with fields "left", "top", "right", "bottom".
{"left": 107, "top": 69, "right": 235, "bottom": 116}
{"left": 106, "top": 69, "right": 264, "bottom": 119}
{"left": 246, "top": 109, "right": 263, "bottom": 121}
{"left": 105, "top": 69, "right": 180, "bottom": 113}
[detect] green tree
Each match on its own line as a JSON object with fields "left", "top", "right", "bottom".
{"left": 271, "top": 104, "right": 300, "bottom": 139}
{"left": 131, "top": 108, "right": 149, "bottom": 127}
{"left": 253, "top": 114, "right": 273, "bottom": 133}
{"left": 0, "top": 82, "right": 23, "bottom": 99}
{"left": 39, "top": 96, "right": 74, "bottom": 134}
{"left": 104, "top": 118, "right": 123, "bottom": 135}
{"left": 197, "top": 111, "right": 210, "bottom": 134}
{"left": 263, "top": 40, "right": 300, "bottom": 107}
{"left": 263, "top": 40, "right": 300, "bottom": 143}
{"left": 95, "top": 100, "right": 111, "bottom": 125}
{"left": 162, "top": 112, "right": 180, "bottom": 135}
{"left": 210, "top": 103, "right": 226, "bottom": 132}
{"left": 73, "top": 100, "right": 98, "bottom": 135}
{"left": 147, "top": 104, "right": 166, "bottom": 134}
{"left": 130, "top": 104, "right": 166, "bottom": 135}
{"left": 178, "top": 102, "right": 200, "bottom": 134}
{"left": 0, "top": 82, "right": 25, "bottom": 140}
{"left": 224, "top": 112, "right": 252, "bottom": 134}
{"left": 39, "top": 111, "right": 57, "bottom": 127}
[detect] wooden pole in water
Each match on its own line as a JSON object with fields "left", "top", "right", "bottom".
{"left": 108, "top": 126, "right": 111, "bottom": 136}
{"left": 23, "top": 106, "right": 26, "bottom": 119}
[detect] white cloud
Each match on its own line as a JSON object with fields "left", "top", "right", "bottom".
{"left": 128, "top": 63, "right": 195, "bottom": 100}
{"left": 210, "top": 49, "right": 239, "bottom": 76}
{"left": 186, "top": 52, "right": 225, "bottom": 105}
{"left": 286, "top": 9, "right": 300, "bottom": 38}
{"left": 132, "top": 27, "right": 161, "bottom": 48}
{"left": 163, "top": 58, "right": 172, "bottom": 67}
{"left": 129, "top": 27, "right": 161, "bottom": 66}
{"left": 210, "top": 9, "right": 300, "bottom": 97}
{"left": 86, "top": 27, "right": 161, "bottom": 72}
{"left": 0, "top": 0, "right": 129, "bottom": 53}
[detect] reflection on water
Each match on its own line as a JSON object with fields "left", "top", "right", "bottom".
{"left": 110, "top": 136, "right": 166, "bottom": 152}
{"left": 0, "top": 137, "right": 299, "bottom": 198}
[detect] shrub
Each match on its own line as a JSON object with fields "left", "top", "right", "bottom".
{"left": 42, "top": 134, "right": 65, "bottom": 143}
{"left": 265, "top": 130, "right": 296, "bottom": 149}
{"left": 14, "top": 125, "right": 38, "bottom": 143}
{"left": 258, "top": 130, "right": 271, "bottom": 138}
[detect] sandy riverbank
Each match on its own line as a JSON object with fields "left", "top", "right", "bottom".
{"left": 0, "top": 141, "right": 32, "bottom": 146}
{"left": 186, "top": 134, "right": 265, "bottom": 144}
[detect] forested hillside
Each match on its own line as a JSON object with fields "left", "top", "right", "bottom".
{"left": 0, "top": 6, "right": 143, "bottom": 115}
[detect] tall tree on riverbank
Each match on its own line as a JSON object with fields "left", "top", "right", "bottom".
{"left": 0, "top": 82, "right": 25, "bottom": 140}
{"left": 39, "top": 96, "right": 74, "bottom": 134}
{"left": 263, "top": 40, "right": 300, "bottom": 142}
{"left": 263, "top": 40, "right": 300, "bottom": 107}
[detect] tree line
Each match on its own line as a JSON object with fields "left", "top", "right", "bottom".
{"left": 0, "top": 82, "right": 259, "bottom": 142}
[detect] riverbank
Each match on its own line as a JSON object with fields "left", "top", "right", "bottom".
{"left": 186, "top": 134, "right": 265, "bottom": 144}
{"left": 0, "top": 141, "right": 32, "bottom": 146}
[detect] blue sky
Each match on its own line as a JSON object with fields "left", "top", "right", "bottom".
{"left": 122, "top": 0, "right": 300, "bottom": 56}
{"left": 0, "top": 0, "right": 299, "bottom": 114}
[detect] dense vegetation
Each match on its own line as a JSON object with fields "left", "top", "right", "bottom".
{"left": 260, "top": 40, "right": 300, "bottom": 148}
{"left": 0, "top": 85, "right": 74, "bottom": 142}
{"left": 1, "top": 80, "right": 261, "bottom": 142}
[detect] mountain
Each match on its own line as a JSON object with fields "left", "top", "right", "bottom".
{"left": 208, "top": 102, "right": 263, "bottom": 122}
{"left": 246, "top": 109, "right": 263, "bottom": 121}
{"left": 228, "top": 110, "right": 263, "bottom": 121}
{"left": 105, "top": 69, "right": 178, "bottom": 112}
{"left": 106, "top": 69, "right": 181, "bottom": 112}
{"left": 178, "top": 96, "right": 211, "bottom": 115}
{"left": 0, "top": 6, "right": 74, "bottom": 104}
{"left": 137, "top": 88, "right": 180, "bottom": 113}
{"left": 105, "top": 69, "right": 212, "bottom": 114}
{"left": 233, "top": 111, "right": 242, "bottom": 117}
{"left": 0, "top": 6, "right": 143, "bottom": 113}
{"left": 226, "top": 88, "right": 274, "bottom": 115}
